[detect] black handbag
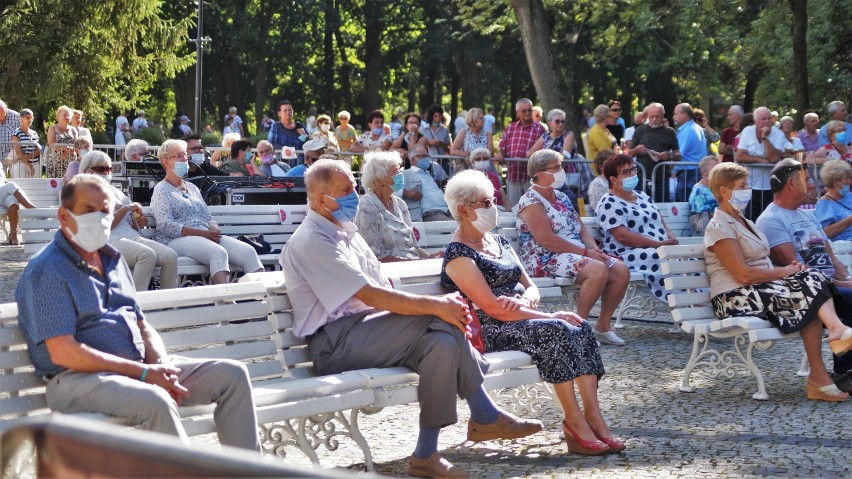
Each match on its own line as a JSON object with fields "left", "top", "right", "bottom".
{"left": 237, "top": 233, "right": 272, "bottom": 255}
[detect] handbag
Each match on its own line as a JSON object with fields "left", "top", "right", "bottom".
{"left": 237, "top": 233, "right": 272, "bottom": 255}
{"left": 466, "top": 300, "right": 486, "bottom": 354}
{"left": 2, "top": 150, "right": 16, "bottom": 168}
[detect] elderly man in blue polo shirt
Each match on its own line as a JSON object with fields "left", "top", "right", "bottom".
{"left": 279, "top": 159, "right": 541, "bottom": 479}
{"left": 401, "top": 146, "right": 452, "bottom": 221}
{"left": 672, "top": 103, "right": 707, "bottom": 202}
{"left": 15, "top": 174, "right": 259, "bottom": 451}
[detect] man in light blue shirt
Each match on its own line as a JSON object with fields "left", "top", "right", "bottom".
{"left": 673, "top": 103, "right": 707, "bottom": 202}
{"left": 401, "top": 146, "right": 452, "bottom": 221}
{"left": 818, "top": 101, "right": 852, "bottom": 147}
{"left": 483, "top": 108, "right": 496, "bottom": 133}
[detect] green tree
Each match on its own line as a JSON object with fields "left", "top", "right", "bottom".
{"left": 0, "top": 0, "right": 194, "bottom": 128}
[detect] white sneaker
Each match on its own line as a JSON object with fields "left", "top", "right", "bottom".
{"left": 594, "top": 329, "right": 626, "bottom": 346}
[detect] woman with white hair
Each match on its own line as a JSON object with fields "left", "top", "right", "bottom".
{"left": 450, "top": 107, "right": 494, "bottom": 158}
{"left": 516, "top": 150, "right": 630, "bottom": 345}
{"left": 211, "top": 132, "right": 241, "bottom": 168}
{"left": 468, "top": 148, "right": 510, "bottom": 210}
{"left": 816, "top": 159, "right": 852, "bottom": 240}
{"left": 441, "top": 170, "right": 624, "bottom": 455}
{"left": 150, "top": 139, "right": 263, "bottom": 285}
{"left": 124, "top": 139, "right": 150, "bottom": 162}
{"left": 354, "top": 151, "right": 441, "bottom": 262}
{"left": 46, "top": 105, "right": 78, "bottom": 178}
{"left": 80, "top": 151, "right": 179, "bottom": 290}
{"left": 526, "top": 108, "right": 577, "bottom": 158}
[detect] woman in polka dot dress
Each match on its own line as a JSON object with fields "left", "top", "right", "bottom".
{"left": 595, "top": 154, "right": 679, "bottom": 301}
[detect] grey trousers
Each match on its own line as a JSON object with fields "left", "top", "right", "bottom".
{"left": 46, "top": 355, "right": 260, "bottom": 451}
{"left": 308, "top": 311, "right": 489, "bottom": 429}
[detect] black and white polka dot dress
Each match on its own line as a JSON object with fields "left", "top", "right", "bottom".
{"left": 595, "top": 191, "right": 669, "bottom": 301}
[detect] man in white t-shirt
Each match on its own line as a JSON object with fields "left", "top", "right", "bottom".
{"left": 131, "top": 110, "right": 149, "bottom": 132}
{"left": 736, "top": 106, "right": 792, "bottom": 220}
{"left": 756, "top": 159, "right": 852, "bottom": 392}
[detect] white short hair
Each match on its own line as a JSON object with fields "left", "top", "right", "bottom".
{"left": 803, "top": 112, "right": 819, "bottom": 122}
{"left": 546, "top": 108, "right": 566, "bottom": 122}
{"left": 157, "top": 139, "right": 187, "bottom": 163}
{"left": 444, "top": 170, "right": 494, "bottom": 221}
{"left": 828, "top": 101, "right": 845, "bottom": 116}
{"left": 729, "top": 105, "right": 744, "bottom": 116}
{"left": 222, "top": 132, "right": 241, "bottom": 148}
{"left": 124, "top": 139, "right": 149, "bottom": 161}
{"left": 515, "top": 98, "right": 533, "bottom": 111}
{"left": 361, "top": 151, "right": 402, "bottom": 191}
{"left": 80, "top": 151, "right": 111, "bottom": 174}
{"left": 528, "top": 149, "right": 562, "bottom": 183}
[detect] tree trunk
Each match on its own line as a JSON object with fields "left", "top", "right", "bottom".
{"left": 253, "top": 0, "right": 272, "bottom": 134}
{"left": 362, "top": 0, "right": 383, "bottom": 113}
{"left": 511, "top": 0, "right": 570, "bottom": 112}
{"left": 790, "top": 0, "right": 809, "bottom": 126}
{"left": 333, "top": 2, "right": 351, "bottom": 117}
{"left": 322, "top": 0, "right": 336, "bottom": 114}
{"left": 743, "top": 66, "right": 763, "bottom": 113}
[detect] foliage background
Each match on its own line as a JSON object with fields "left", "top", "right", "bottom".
{"left": 1, "top": 0, "right": 849, "bottom": 139}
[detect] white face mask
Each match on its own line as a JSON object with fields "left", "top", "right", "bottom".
{"left": 474, "top": 160, "right": 491, "bottom": 171}
{"left": 320, "top": 123, "right": 330, "bottom": 133}
{"left": 189, "top": 153, "right": 205, "bottom": 165}
{"left": 470, "top": 204, "right": 498, "bottom": 233}
{"left": 65, "top": 211, "right": 113, "bottom": 253}
{"left": 78, "top": 148, "right": 91, "bottom": 158}
{"left": 728, "top": 188, "right": 752, "bottom": 213}
{"left": 536, "top": 169, "right": 566, "bottom": 189}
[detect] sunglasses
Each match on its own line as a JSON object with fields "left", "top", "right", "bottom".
{"left": 90, "top": 166, "right": 113, "bottom": 174}
{"left": 467, "top": 198, "right": 496, "bottom": 209}
{"left": 610, "top": 108, "right": 622, "bottom": 112}
{"left": 553, "top": 119, "right": 566, "bottom": 124}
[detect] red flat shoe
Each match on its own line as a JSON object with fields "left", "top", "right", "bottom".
{"left": 562, "top": 420, "right": 610, "bottom": 455}
{"left": 595, "top": 434, "right": 626, "bottom": 453}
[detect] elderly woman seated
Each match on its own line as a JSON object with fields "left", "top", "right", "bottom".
{"left": 124, "top": 138, "right": 151, "bottom": 162}
{"left": 150, "top": 139, "right": 263, "bottom": 285}
{"left": 456, "top": 148, "right": 510, "bottom": 211}
{"left": 0, "top": 168, "right": 36, "bottom": 245}
{"left": 80, "top": 151, "right": 178, "bottom": 290}
{"left": 704, "top": 162, "right": 852, "bottom": 401}
{"left": 587, "top": 149, "right": 615, "bottom": 213}
{"left": 595, "top": 154, "right": 679, "bottom": 302}
{"left": 688, "top": 155, "right": 719, "bottom": 234}
{"left": 63, "top": 136, "right": 94, "bottom": 182}
{"left": 354, "top": 151, "right": 441, "bottom": 262}
{"left": 515, "top": 150, "right": 630, "bottom": 345}
{"left": 816, "top": 160, "right": 852, "bottom": 241}
{"left": 441, "top": 170, "right": 625, "bottom": 455}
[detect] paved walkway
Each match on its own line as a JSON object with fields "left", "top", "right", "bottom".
{"left": 1, "top": 244, "right": 849, "bottom": 478}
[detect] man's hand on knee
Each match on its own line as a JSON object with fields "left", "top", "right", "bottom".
{"left": 144, "top": 364, "right": 190, "bottom": 404}
{"left": 435, "top": 293, "right": 473, "bottom": 338}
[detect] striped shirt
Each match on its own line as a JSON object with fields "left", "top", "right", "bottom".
{"left": 0, "top": 109, "right": 21, "bottom": 159}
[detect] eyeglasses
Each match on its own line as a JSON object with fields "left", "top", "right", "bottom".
{"left": 467, "top": 198, "right": 496, "bottom": 209}
{"left": 407, "top": 121, "right": 420, "bottom": 125}
{"left": 610, "top": 108, "right": 622, "bottom": 112}
{"left": 553, "top": 119, "right": 565, "bottom": 124}
{"left": 519, "top": 108, "right": 532, "bottom": 113}
{"left": 90, "top": 165, "right": 113, "bottom": 174}
{"left": 167, "top": 153, "right": 188, "bottom": 161}
{"left": 618, "top": 166, "right": 638, "bottom": 176}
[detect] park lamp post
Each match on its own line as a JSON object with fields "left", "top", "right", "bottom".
{"left": 189, "top": 0, "right": 211, "bottom": 134}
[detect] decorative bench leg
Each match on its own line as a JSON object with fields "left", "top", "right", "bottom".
{"left": 488, "top": 382, "right": 557, "bottom": 419}
{"left": 259, "top": 409, "right": 376, "bottom": 471}
{"left": 680, "top": 331, "right": 770, "bottom": 400}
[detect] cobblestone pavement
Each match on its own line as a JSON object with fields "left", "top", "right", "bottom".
{"left": 2, "top": 244, "right": 849, "bottom": 478}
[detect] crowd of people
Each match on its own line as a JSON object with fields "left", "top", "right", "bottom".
{"left": 4, "top": 93, "right": 852, "bottom": 478}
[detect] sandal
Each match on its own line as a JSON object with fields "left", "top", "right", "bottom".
{"left": 562, "top": 420, "right": 610, "bottom": 455}
{"left": 828, "top": 328, "right": 852, "bottom": 356}
{"left": 806, "top": 382, "right": 848, "bottom": 402}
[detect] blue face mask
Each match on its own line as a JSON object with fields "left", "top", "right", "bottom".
{"left": 834, "top": 131, "right": 848, "bottom": 145}
{"left": 840, "top": 185, "right": 850, "bottom": 196}
{"left": 416, "top": 158, "right": 431, "bottom": 171}
{"left": 372, "top": 127, "right": 384, "bottom": 136}
{"left": 173, "top": 161, "right": 189, "bottom": 177}
{"left": 324, "top": 191, "right": 359, "bottom": 223}
{"left": 244, "top": 151, "right": 253, "bottom": 163}
{"left": 622, "top": 174, "right": 639, "bottom": 191}
{"left": 391, "top": 172, "right": 404, "bottom": 192}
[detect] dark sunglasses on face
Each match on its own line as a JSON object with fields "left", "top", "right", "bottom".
{"left": 91, "top": 166, "right": 113, "bottom": 174}
{"left": 611, "top": 108, "right": 622, "bottom": 112}
{"left": 553, "top": 119, "right": 566, "bottom": 124}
